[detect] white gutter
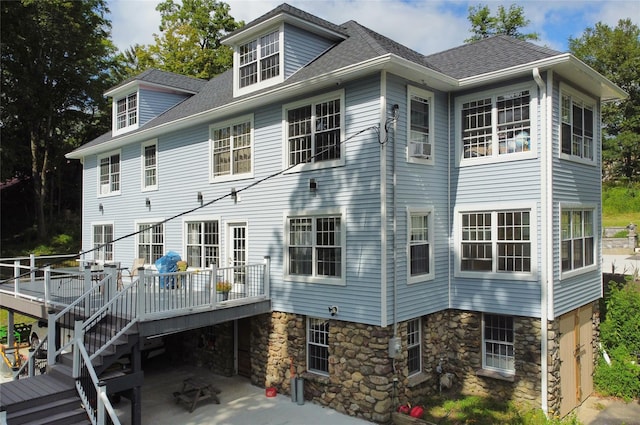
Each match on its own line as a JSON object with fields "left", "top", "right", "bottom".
{"left": 447, "top": 92, "right": 452, "bottom": 308}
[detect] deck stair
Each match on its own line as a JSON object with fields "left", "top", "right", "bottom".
{"left": 1, "top": 316, "right": 141, "bottom": 424}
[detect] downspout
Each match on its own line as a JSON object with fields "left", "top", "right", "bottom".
{"left": 380, "top": 72, "right": 388, "bottom": 328}
{"left": 447, "top": 92, "right": 452, "bottom": 308}
{"left": 392, "top": 103, "right": 399, "bottom": 337}
{"left": 533, "top": 67, "right": 549, "bottom": 415}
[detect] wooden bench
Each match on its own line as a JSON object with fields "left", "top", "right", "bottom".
{"left": 173, "top": 376, "right": 220, "bottom": 412}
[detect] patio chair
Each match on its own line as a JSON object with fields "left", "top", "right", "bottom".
{"left": 116, "top": 258, "right": 145, "bottom": 289}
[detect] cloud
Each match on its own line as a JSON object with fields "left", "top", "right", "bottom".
{"left": 107, "top": 0, "right": 639, "bottom": 55}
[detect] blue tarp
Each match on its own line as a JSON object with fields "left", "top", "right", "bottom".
{"left": 155, "top": 251, "right": 181, "bottom": 288}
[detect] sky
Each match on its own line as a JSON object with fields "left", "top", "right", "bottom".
{"left": 107, "top": 0, "right": 639, "bottom": 56}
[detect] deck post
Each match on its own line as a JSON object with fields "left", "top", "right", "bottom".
{"left": 47, "top": 312, "right": 56, "bottom": 365}
{"left": 28, "top": 347, "right": 35, "bottom": 377}
{"left": 263, "top": 256, "right": 270, "bottom": 298}
{"left": 97, "top": 381, "right": 107, "bottom": 425}
{"left": 72, "top": 320, "right": 83, "bottom": 378}
{"left": 13, "top": 260, "right": 20, "bottom": 296}
{"left": 105, "top": 263, "right": 117, "bottom": 303}
{"left": 84, "top": 266, "right": 92, "bottom": 317}
{"left": 43, "top": 266, "right": 51, "bottom": 306}
{"left": 29, "top": 253, "right": 35, "bottom": 285}
{"left": 209, "top": 264, "right": 216, "bottom": 307}
{"left": 138, "top": 268, "right": 146, "bottom": 320}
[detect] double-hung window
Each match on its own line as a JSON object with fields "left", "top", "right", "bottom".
{"left": 459, "top": 86, "right": 533, "bottom": 162}
{"left": 459, "top": 209, "right": 532, "bottom": 275}
{"left": 185, "top": 220, "right": 219, "bottom": 268}
{"left": 98, "top": 151, "right": 120, "bottom": 196}
{"left": 238, "top": 30, "right": 280, "bottom": 89}
{"left": 483, "top": 314, "right": 515, "bottom": 373}
{"left": 286, "top": 92, "right": 343, "bottom": 168}
{"left": 408, "top": 87, "right": 434, "bottom": 163}
{"left": 286, "top": 213, "right": 344, "bottom": 283}
{"left": 307, "top": 317, "right": 329, "bottom": 375}
{"left": 408, "top": 209, "right": 433, "bottom": 281}
{"left": 407, "top": 318, "right": 422, "bottom": 376}
{"left": 137, "top": 222, "right": 164, "bottom": 264}
{"left": 116, "top": 93, "right": 137, "bottom": 131}
{"left": 561, "top": 208, "right": 595, "bottom": 273}
{"left": 210, "top": 117, "right": 253, "bottom": 180}
{"left": 142, "top": 140, "right": 157, "bottom": 190}
{"left": 93, "top": 224, "right": 113, "bottom": 262}
{"left": 561, "top": 85, "right": 595, "bottom": 161}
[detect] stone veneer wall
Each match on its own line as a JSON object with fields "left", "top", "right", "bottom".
{"left": 170, "top": 305, "right": 599, "bottom": 423}
{"left": 248, "top": 310, "right": 547, "bottom": 423}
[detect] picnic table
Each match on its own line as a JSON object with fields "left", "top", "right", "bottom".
{"left": 173, "top": 376, "right": 220, "bottom": 412}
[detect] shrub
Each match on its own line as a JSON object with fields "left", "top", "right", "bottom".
{"left": 600, "top": 281, "right": 640, "bottom": 355}
{"left": 594, "top": 345, "right": 640, "bottom": 401}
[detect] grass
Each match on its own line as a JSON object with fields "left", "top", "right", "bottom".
{"left": 0, "top": 309, "right": 36, "bottom": 328}
{"left": 602, "top": 212, "right": 640, "bottom": 228}
{"left": 403, "top": 395, "right": 582, "bottom": 425}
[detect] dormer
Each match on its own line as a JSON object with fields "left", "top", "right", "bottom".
{"left": 222, "top": 3, "right": 347, "bottom": 98}
{"left": 104, "top": 69, "right": 207, "bottom": 136}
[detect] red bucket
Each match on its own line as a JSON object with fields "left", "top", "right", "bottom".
{"left": 265, "top": 387, "right": 277, "bottom": 397}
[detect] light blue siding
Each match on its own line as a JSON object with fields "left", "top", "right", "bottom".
{"left": 283, "top": 24, "right": 335, "bottom": 78}
{"left": 138, "top": 88, "right": 189, "bottom": 127}
{"left": 448, "top": 77, "right": 543, "bottom": 318}
{"left": 550, "top": 78, "right": 603, "bottom": 317}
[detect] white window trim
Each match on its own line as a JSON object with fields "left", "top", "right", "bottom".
{"left": 233, "top": 25, "right": 284, "bottom": 98}
{"left": 407, "top": 318, "right": 422, "bottom": 377}
{"left": 559, "top": 203, "right": 598, "bottom": 280}
{"left": 482, "top": 314, "right": 515, "bottom": 374}
{"left": 558, "top": 82, "right": 597, "bottom": 165}
{"left": 282, "top": 89, "right": 346, "bottom": 174}
{"left": 455, "top": 83, "right": 538, "bottom": 167}
{"left": 209, "top": 114, "right": 255, "bottom": 183}
{"left": 283, "top": 208, "right": 347, "bottom": 286}
{"left": 97, "top": 149, "right": 121, "bottom": 198}
{"left": 454, "top": 202, "right": 538, "bottom": 280}
{"left": 91, "top": 221, "right": 115, "bottom": 264}
{"left": 407, "top": 86, "right": 435, "bottom": 165}
{"left": 406, "top": 206, "right": 435, "bottom": 284}
{"left": 307, "top": 317, "right": 330, "bottom": 376}
{"left": 141, "top": 139, "right": 158, "bottom": 192}
{"left": 182, "top": 214, "right": 221, "bottom": 269}
{"left": 134, "top": 218, "right": 166, "bottom": 267}
{"left": 112, "top": 91, "right": 139, "bottom": 136}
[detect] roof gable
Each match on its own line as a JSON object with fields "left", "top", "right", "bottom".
{"left": 105, "top": 68, "right": 208, "bottom": 97}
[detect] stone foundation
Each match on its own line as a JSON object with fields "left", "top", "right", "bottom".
{"left": 169, "top": 304, "right": 599, "bottom": 423}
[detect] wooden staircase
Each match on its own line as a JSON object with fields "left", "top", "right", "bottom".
{"left": 1, "top": 317, "right": 143, "bottom": 425}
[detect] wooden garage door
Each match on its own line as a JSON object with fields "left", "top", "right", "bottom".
{"left": 559, "top": 304, "right": 593, "bottom": 417}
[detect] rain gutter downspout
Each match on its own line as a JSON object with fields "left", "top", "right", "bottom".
{"left": 392, "top": 103, "right": 399, "bottom": 337}
{"left": 533, "top": 67, "right": 550, "bottom": 415}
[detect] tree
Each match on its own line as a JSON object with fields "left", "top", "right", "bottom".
{"left": 466, "top": 4, "right": 539, "bottom": 43}
{"left": 569, "top": 19, "right": 640, "bottom": 182}
{"left": 130, "top": 0, "right": 242, "bottom": 80}
{"left": 1, "top": 0, "right": 117, "bottom": 239}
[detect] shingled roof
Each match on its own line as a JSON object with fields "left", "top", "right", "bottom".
{"left": 106, "top": 68, "right": 208, "bottom": 94}
{"left": 71, "top": 5, "right": 572, "bottom": 156}
{"left": 424, "top": 35, "right": 562, "bottom": 79}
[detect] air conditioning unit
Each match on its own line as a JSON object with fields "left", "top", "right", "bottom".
{"left": 409, "top": 141, "right": 431, "bottom": 159}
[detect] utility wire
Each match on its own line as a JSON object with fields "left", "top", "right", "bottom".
{"left": 1, "top": 123, "right": 381, "bottom": 284}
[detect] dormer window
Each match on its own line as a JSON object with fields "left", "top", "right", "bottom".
{"left": 239, "top": 30, "right": 280, "bottom": 89}
{"left": 115, "top": 93, "right": 137, "bottom": 132}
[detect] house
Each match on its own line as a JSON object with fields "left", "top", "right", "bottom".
{"left": 65, "top": 3, "right": 626, "bottom": 422}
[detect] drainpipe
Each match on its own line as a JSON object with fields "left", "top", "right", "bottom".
{"left": 533, "top": 67, "right": 550, "bottom": 415}
{"left": 392, "top": 103, "right": 399, "bottom": 338}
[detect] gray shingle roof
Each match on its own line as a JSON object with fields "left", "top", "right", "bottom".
{"left": 107, "top": 68, "right": 208, "bottom": 94}
{"left": 74, "top": 9, "right": 567, "bottom": 155}
{"left": 223, "top": 3, "right": 348, "bottom": 41}
{"left": 424, "top": 35, "right": 562, "bottom": 79}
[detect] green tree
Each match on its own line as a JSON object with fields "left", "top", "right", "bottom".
{"left": 131, "top": 0, "right": 242, "bottom": 80}
{"left": 569, "top": 19, "right": 640, "bottom": 182}
{"left": 1, "top": 0, "right": 116, "bottom": 239}
{"left": 466, "top": 4, "right": 539, "bottom": 43}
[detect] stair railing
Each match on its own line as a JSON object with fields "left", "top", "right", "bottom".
{"left": 73, "top": 321, "right": 121, "bottom": 425}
